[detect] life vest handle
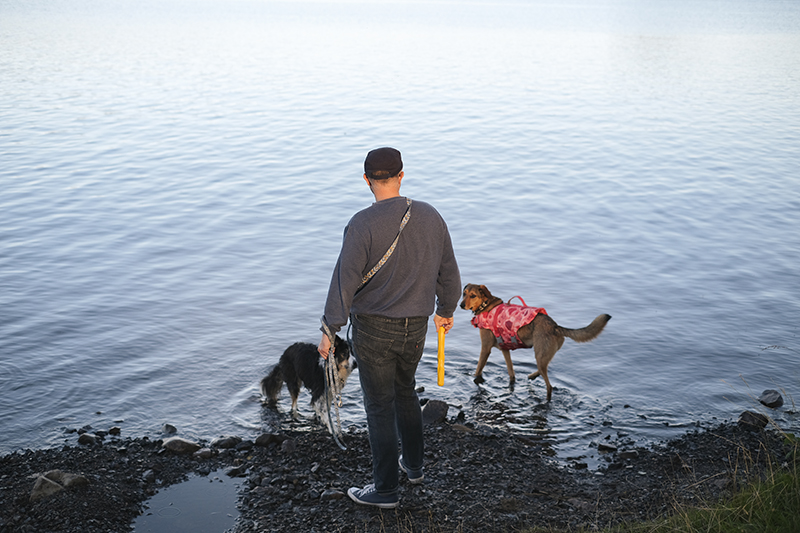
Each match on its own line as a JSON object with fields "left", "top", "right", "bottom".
{"left": 507, "top": 295, "right": 528, "bottom": 307}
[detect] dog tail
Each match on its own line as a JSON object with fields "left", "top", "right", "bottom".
{"left": 556, "top": 314, "right": 611, "bottom": 343}
{"left": 260, "top": 365, "right": 284, "bottom": 403}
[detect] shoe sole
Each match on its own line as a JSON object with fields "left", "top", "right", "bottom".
{"left": 347, "top": 487, "right": 399, "bottom": 509}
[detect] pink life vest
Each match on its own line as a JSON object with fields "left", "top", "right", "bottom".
{"left": 470, "top": 297, "right": 547, "bottom": 350}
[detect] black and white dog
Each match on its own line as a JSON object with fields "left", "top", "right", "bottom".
{"left": 260, "top": 336, "right": 356, "bottom": 428}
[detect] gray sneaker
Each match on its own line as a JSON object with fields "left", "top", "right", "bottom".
{"left": 398, "top": 455, "right": 424, "bottom": 484}
{"left": 347, "top": 483, "right": 399, "bottom": 509}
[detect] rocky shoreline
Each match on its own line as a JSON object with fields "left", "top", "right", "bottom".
{"left": 0, "top": 405, "right": 792, "bottom": 533}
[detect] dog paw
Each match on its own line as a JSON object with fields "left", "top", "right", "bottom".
{"left": 473, "top": 374, "right": 485, "bottom": 385}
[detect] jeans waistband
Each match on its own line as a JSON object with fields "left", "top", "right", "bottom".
{"left": 352, "top": 314, "right": 428, "bottom": 326}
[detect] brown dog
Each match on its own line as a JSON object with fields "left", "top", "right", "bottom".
{"left": 460, "top": 284, "right": 611, "bottom": 401}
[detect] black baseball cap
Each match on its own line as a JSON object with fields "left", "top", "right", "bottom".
{"left": 364, "top": 147, "right": 403, "bottom": 179}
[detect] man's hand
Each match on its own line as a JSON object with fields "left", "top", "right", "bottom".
{"left": 318, "top": 334, "right": 331, "bottom": 360}
{"left": 433, "top": 314, "right": 454, "bottom": 333}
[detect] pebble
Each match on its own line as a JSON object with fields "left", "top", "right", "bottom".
{"left": 320, "top": 489, "right": 346, "bottom": 501}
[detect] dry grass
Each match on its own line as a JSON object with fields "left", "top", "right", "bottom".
{"left": 597, "top": 433, "right": 799, "bottom": 533}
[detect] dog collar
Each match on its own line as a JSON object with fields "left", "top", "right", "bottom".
{"left": 473, "top": 300, "right": 491, "bottom": 315}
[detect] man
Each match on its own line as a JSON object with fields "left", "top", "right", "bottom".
{"left": 318, "top": 147, "right": 461, "bottom": 509}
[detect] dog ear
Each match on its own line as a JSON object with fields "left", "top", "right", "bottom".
{"left": 478, "top": 285, "right": 492, "bottom": 299}
{"left": 334, "top": 335, "right": 350, "bottom": 357}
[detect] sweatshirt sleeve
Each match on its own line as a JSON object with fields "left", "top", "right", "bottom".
{"left": 434, "top": 225, "right": 462, "bottom": 318}
{"left": 321, "top": 223, "right": 368, "bottom": 333}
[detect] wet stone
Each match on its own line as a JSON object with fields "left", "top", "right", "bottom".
{"left": 162, "top": 436, "right": 201, "bottom": 454}
{"left": 738, "top": 410, "right": 769, "bottom": 431}
{"left": 758, "top": 389, "right": 784, "bottom": 409}
{"left": 422, "top": 399, "right": 449, "bottom": 425}
{"left": 77, "top": 433, "right": 97, "bottom": 446}
{"left": 211, "top": 436, "right": 242, "bottom": 449}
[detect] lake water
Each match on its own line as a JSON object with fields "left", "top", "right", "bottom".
{"left": 2, "top": 0, "right": 799, "bottom": 466}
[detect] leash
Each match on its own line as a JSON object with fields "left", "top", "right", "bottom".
{"left": 320, "top": 319, "right": 347, "bottom": 451}
{"left": 317, "top": 198, "right": 413, "bottom": 450}
{"left": 356, "top": 198, "right": 412, "bottom": 293}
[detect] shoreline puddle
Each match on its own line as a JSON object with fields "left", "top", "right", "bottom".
{"left": 133, "top": 469, "right": 243, "bottom": 533}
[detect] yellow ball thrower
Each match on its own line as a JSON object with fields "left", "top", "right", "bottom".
{"left": 437, "top": 326, "right": 445, "bottom": 386}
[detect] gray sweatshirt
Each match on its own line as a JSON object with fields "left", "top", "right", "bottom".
{"left": 322, "top": 196, "right": 461, "bottom": 333}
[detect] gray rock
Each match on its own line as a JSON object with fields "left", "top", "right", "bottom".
{"left": 422, "top": 399, "right": 449, "bottom": 425}
{"left": 280, "top": 439, "right": 297, "bottom": 453}
{"left": 255, "top": 433, "right": 287, "bottom": 447}
{"left": 161, "top": 424, "right": 177, "bottom": 434}
{"left": 30, "top": 475, "right": 63, "bottom": 502}
{"left": 211, "top": 436, "right": 242, "bottom": 449}
{"left": 162, "top": 436, "right": 201, "bottom": 454}
{"left": 598, "top": 443, "right": 618, "bottom": 453}
{"left": 77, "top": 433, "right": 97, "bottom": 445}
{"left": 226, "top": 465, "right": 248, "bottom": 478}
{"left": 738, "top": 410, "right": 769, "bottom": 431}
{"left": 57, "top": 472, "right": 89, "bottom": 489}
{"left": 320, "top": 489, "right": 346, "bottom": 501}
{"left": 235, "top": 440, "right": 254, "bottom": 451}
{"left": 758, "top": 390, "right": 784, "bottom": 409}
{"left": 193, "top": 447, "right": 214, "bottom": 460}
{"left": 30, "top": 470, "right": 89, "bottom": 502}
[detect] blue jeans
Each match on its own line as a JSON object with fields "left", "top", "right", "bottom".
{"left": 351, "top": 313, "right": 428, "bottom": 496}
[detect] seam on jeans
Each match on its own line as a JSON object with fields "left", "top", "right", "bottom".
{"left": 353, "top": 328, "right": 395, "bottom": 363}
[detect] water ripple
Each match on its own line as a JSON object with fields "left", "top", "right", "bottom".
{"left": 2, "top": 0, "right": 799, "bottom": 455}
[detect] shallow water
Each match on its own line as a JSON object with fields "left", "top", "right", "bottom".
{"left": 133, "top": 469, "right": 242, "bottom": 533}
{"left": 1, "top": 0, "right": 799, "bottom": 463}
